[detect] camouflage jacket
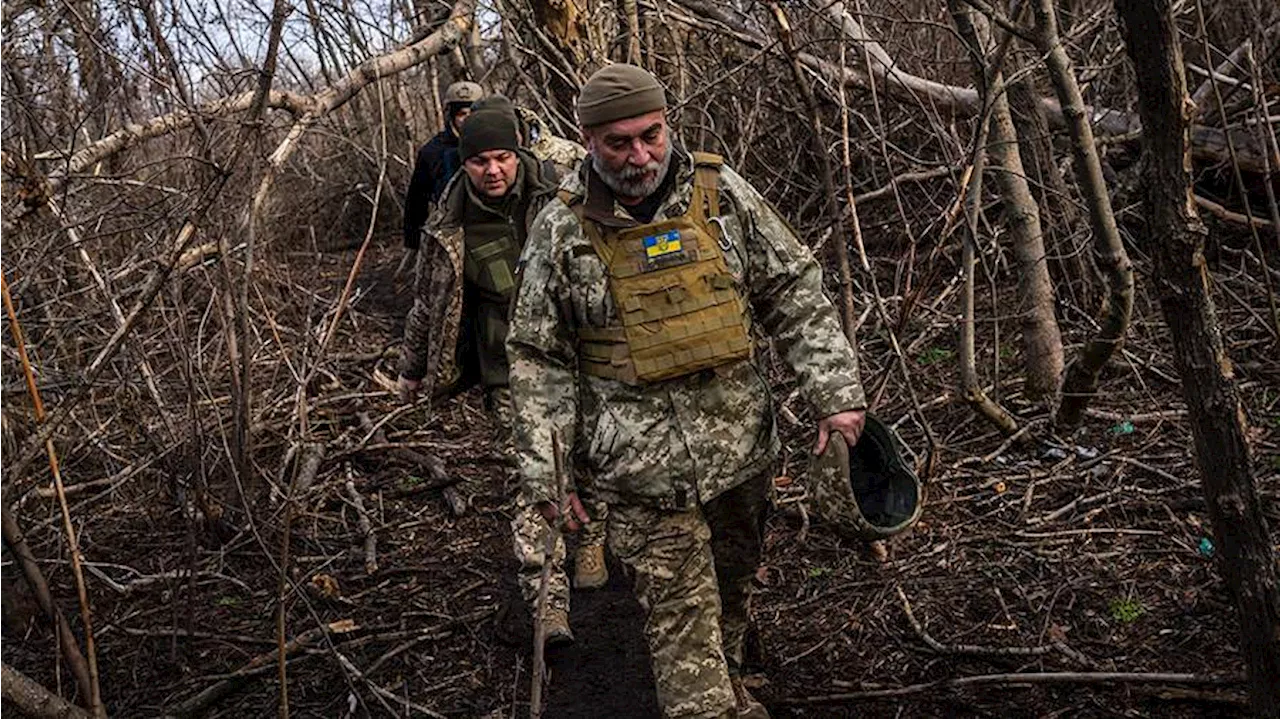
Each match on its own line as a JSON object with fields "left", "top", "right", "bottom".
{"left": 399, "top": 150, "right": 561, "bottom": 396}
{"left": 517, "top": 107, "right": 586, "bottom": 177}
{"left": 507, "top": 149, "right": 867, "bottom": 509}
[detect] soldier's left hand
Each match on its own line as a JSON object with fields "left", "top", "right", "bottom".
{"left": 814, "top": 409, "right": 867, "bottom": 454}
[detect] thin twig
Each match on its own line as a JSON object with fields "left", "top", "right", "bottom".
{"left": 784, "top": 672, "right": 1241, "bottom": 704}
{"left": 2, "top": 274, "right": 104, "bottom": 719}
{"left": 530, "top": 430, "right": 568, "bottom": 719}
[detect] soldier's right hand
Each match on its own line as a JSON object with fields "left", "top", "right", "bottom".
{"left": 397, "top": 375, "right": 421, "bottom": 404}
{"left": 538, "top": 492, "right": 591, "bottom": 533}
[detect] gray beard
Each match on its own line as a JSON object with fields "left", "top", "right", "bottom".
{"left": 592, "top": 150, "right": 672, "bottom": 201}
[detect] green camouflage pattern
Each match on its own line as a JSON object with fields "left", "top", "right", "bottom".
{"left": 604, "top": 472, "right": 769, "bottom": 718}
{"left": 506, "top": 149, "right": 867, "bottom": 508}
{"left": 807, "top": 413, "right": 922, "bottom": 540}
{"left": 489, "top": 388, "right": 608, "bottom": 614}
{"left": 607, "top": 503, "right": 734, "bottom": 718}
{"left": 702, "top": 472, "right": 770, "bottom": 675}
{"left": 399, "top": 150, "right": 559, "bottom": 391}
{"left": 518, "top": 106, "right": 586, "bottom": 177}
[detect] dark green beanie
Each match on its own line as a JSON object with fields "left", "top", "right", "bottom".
{"left": 471, "top": 94, "right": 517, "bottom": 120}
{"left": 459, "top": 109, "right": 520, "bottom": 160}
{"left": 577, "top": 64, "right": 667, "bottom": 127}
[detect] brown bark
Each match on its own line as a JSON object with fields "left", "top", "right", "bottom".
{"left": 2, "top": 275, "right": 104, "bottom": 718}
{"left": 939, "top": 3, "right": 1020, "bottom": 436}
{"left": 621, "top": 0, "right": 642, "bottom": 64}
{"left": 2, "top": 663, "right": 93, "bottom": 719}
{"left": 1007, "top": 76, "right": 1097, "bottom": 311}
{"left": 767, "top": 2, "right": 857, "bottom": 342}
{"left": 66, "top": 0, "right": 117, "bottom": 138}
{"left": 1, "top": 503, "right": 94, "bottom": 711}
{"left": 1115, "top": 0, "right": 1280, "bottom": 713}
{"left": 1031, "top": 0, "right": 1135, "bottom": 427}
{"left": 958, "top": 158, "right": 1021, "bottom": 437}
{"left": 952, "top": 5, "right": 1064, "bottom": 400}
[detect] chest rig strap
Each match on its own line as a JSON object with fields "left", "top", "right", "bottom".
{"left": 561, "top": 152, "right": 753, "bottom": 385}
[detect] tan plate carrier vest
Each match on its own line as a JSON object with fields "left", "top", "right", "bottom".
{"left": 560, "top": 152, "right": 753, "bottom": 384}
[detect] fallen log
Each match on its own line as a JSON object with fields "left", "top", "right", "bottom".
{"left": 2, "top": 662, "right": 93, "bottom": 719}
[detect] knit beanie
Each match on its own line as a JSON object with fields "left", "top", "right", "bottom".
{"left": 471, "top": 93, "right": 517, "bottom": 121}
{"left": 459, "top": 109, "right": 521, "bottom": 160}
{"left": 577, "top": 64, "right": 667, "bottom": 127}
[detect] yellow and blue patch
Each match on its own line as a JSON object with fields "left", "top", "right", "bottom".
{"left": 643, "top": 230, "right": 683, "bottom": 259}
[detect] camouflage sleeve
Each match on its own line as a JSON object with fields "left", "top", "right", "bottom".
{"left": 399, "top": 237, "right": 447, "bottom": 382}
{"left": 506, "top": 201, "right": 580, "bottom": 505}
{"left": 721, "top": 167, "right": 868, "bottom": 417}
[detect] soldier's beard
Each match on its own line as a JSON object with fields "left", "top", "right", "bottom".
{"left": 593, "top": 150, "right": 672, "bottom": 201}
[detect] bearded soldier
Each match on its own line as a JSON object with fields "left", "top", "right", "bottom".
{"left": 506, "top": 64, "right": 869, "bottom": 718}
{"left": 397, "top": 108, "right": 607, "bottom": 649}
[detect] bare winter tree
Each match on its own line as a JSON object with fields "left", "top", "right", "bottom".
{"left": 1114, "top": 0, "right": 1280, "bottom": 712}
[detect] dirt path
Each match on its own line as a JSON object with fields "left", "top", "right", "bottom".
{"left": 544, "top": 556, "right": 660, "bottom": 718}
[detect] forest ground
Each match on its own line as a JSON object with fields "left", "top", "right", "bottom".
{"left": 4, "top": 236, "right": 1277, "bottom": 719}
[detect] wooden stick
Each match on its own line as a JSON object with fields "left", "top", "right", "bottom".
{"left": 530, "top": 430, "right": 567, "bottom": 719}
{"left": 2, "top": 274, "right": 104, "bottom": 719}
{"left": 165, "top": 620, "right": 357, "bottom": 718}
{"left": 2, "top": 662, "right": 93, "bottom": 719}
{"left": 896, "top": 586, "right": 1098, "bottom": 668}
{"left": 345, "top": 471, "right": 379, "bottom": 575}
{"left": 783, "top": 671, "right": 1242, "bottom": 704}
{"left": 0, "top": 503, "right": 94, "bottom": 710}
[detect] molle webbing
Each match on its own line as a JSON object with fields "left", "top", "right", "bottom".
{"left": 463, "top": 222, "right": 520, "bottom": 300}
{"left": 566, "top": 152, "right": 752, "bottom": 384}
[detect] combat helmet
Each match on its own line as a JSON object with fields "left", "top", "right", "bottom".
{"left": 808, "top": 413, "right": 922, "bottom": 540}
{"left": 444, "top": 81, "right": 483, "bottom": 105}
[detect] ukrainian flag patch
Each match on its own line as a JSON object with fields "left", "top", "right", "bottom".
{"left": 643, "top": 230, "right": 683, "bottom": 259}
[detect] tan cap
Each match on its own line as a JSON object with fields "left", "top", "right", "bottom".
{"left": 444, "top": 81, "right": 483, "bottom": 105}
{"left": 577, "top": 64, "right": 667, "bottom": 127}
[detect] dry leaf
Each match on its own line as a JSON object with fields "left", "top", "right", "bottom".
{"left": 328, "top": 619, "right": 359, "bottom": 634}
{"left": 311, "top": 573, "right": 341, "bottom": 598}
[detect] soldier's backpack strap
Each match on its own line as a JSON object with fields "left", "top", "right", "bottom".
{"left": 689, "top": 151, "right": 723, "bottom": 222}
{"left": 557, "top": 188, "right": 614, "bottom": 265}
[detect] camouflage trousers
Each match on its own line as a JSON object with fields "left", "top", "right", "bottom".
{"left": 489, "top": 388, "right": 607, "bottom": 614}
{"left": 607, "top": 471, "right": 769, "bottom": 719}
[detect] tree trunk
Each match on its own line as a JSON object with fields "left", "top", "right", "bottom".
{"left": 1114, "top": 0, "right": 1280, "bottom": 714}
{"left": 951, "top": 5, "right": 1064, "bottom": 401}
{"left": 1007, "top": 75, "right": 1097, "bottom": 312}
{"left": 1031, "top": 0, "right": 1135, "bottom": 427}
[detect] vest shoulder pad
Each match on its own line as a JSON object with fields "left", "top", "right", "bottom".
{"left": 690, "top": 150, "right": 724, "bottom": 169}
